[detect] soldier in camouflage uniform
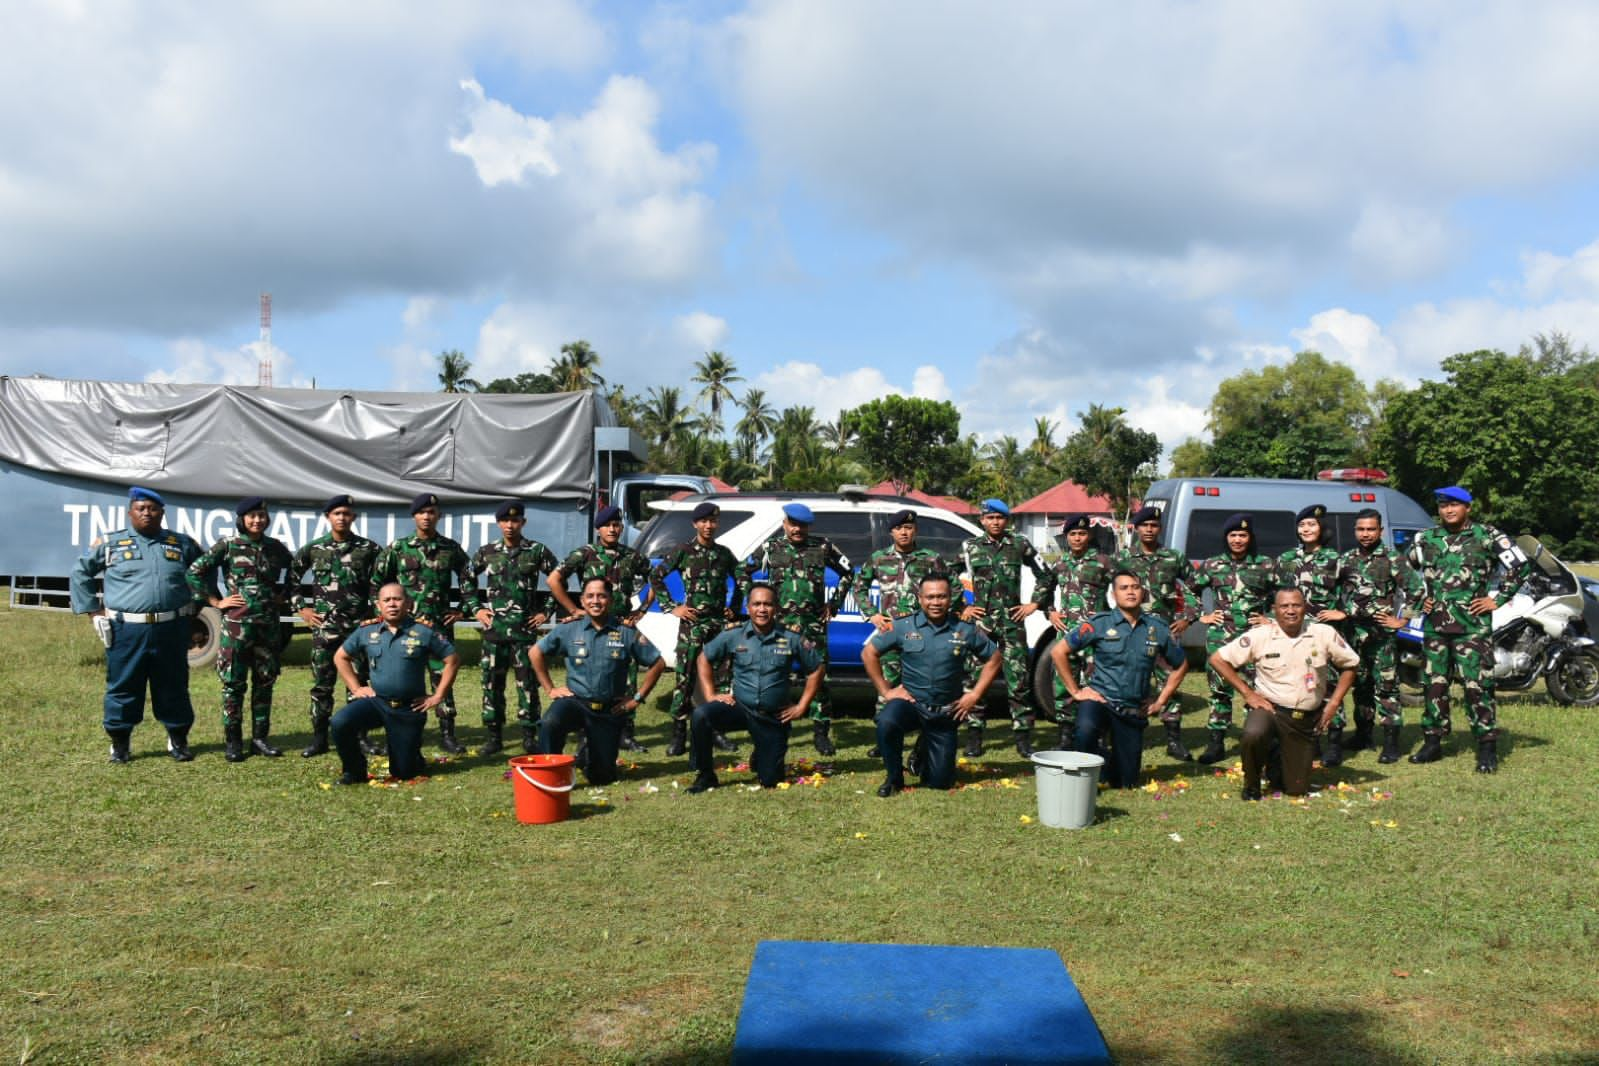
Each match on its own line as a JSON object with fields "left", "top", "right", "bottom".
{"left": 958, "top": 499, "right": 1055, "bottom": 758}
{"left": 370, "top": 493, "right": 473, "bottom": 754}
{"left": 1115, "top": 505, "right": 1199, "bottom": 759}
{"left": 649, "top": 501, "right": 748, "bottom": 759}
{"left": 548, "top": 504, "right": 655, "bottom": 753}
{"left": 187, "top": 497, "right": 294, "bottom": 762}
{"left": 746, "top": 502, "right": 853, "bottom": 755}
{"left": 1044, "top": 514, "right": 1115, "bottom": 747}
{"left": 1277, "top": 504, "right": 1347, "bottom": 762}
{"left": 289, "top": 494, "right": 380, "bottom": 758}
{"left": 1189, "top": 513, "right": 1281, "bottom": 764}
{"left": 463, "top": 501, "right": 558, "bottom": 757}
{"left": 1331, "top": 508, "right": 1422, "bottom": 765}
{"left": 1405, "top": 486, "right": 1532, "bottom": 773}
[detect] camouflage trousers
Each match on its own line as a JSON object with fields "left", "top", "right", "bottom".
{"left": 781, "top": 614, "right": 832, "bottom": 722}
{"left": 418, "top": 618, "right": 458, "bottom": 721}
{"left": 668, "top": 616, "right": 727, "bottom": 723}
{"left": 480, "top": 638, "right": 539, "bottom": 726}
{"left": 308, "top": 626, "right": 366, "bottom": 727}
{"left": 968, "top": 618, "right": 1033, "bottom": 735}
{"left": 1343, "top": 623, "right": 1400, "bottom": 730}
{"left": 218, "top": 618, "right": 282, "bottom": 728}
{"left": 1205, "top": 624, "right": 1251, "bottom": 732}
{"left": 1150, "top": 614, "right": 1185, "bottom": 728}
{"left": 1423, "top": 630, "right": 1498, "bottom": 739}
{"left": 1047, "top": 630, "right": 1095, "bottom": 733}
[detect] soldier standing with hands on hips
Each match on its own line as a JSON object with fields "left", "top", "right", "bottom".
{"left": 1045, "top": 514, "right": 1116, "bottom": 750}
{"left": 71, "top": 486, "right": 205, "bottom": 763}
{"left": 1188, "top": 513, "right": 1281, "bottom": 765}
{"left": 1116, "top": 505, "right": 1200, "bottom": 760}
{"left": 1334, "top": 508, "right": 1423, "bottom": 764}
{"left": 187, "top": 497, "right": 294, "bottom": 762}
{"left": 289, "top": 494, "right": 380, "bottom": 758}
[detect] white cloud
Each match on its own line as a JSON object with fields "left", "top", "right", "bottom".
{"left": 674, "top": 311, "right": 729, "bottom": 351}
{"left": 1291, "top": 309, "right": 1405, "bottom": 381}
{"left": 146, "top": 338, "right": 307, "bottom": 389}
{"left": 750, "top": 361, "right": 951, "bottom": 422}
{"left": 1348, "top": 202, "right": 1458, "bottom": 285}
{"left": 449, "top": 79, "right": 558, "bottom": 186}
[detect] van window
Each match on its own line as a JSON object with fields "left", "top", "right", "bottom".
{"left": 916, "top": 516, "right": 974, "bottom": 565}
{"left": 1186, "top": 509, "right": 1298, "bottom": 560}
{"left": 637, "top": 508, "right": 756, "bottom": 559}
{"left": 806, "top": 511, "right": 877, "bottom": 566}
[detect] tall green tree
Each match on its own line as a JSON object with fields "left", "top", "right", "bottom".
{"left": 480, "top": 370, "right": 559, "bottom": 394}
{"left": 1203, "top": 351, "right": 1371, "bottom": 477}
{"left": 734, "top": 388, "right": 778, "bottom": 463}
{"left": 549, "top": 340, "right": 605, "bottom": 392}
{"left": 437, "top": 349, "right": 479, "bottom": 393}
{"left": 691, "top": 350, "right": 743, "bottom": 433}
{"left": 1057, "top": 404, "right": 1160, "bottom": 515}
{"left": 840, "top": 395, "right": 963, "bottom": 493}
{"left": 638, "top": 386, "right": 703, "bottom": 469}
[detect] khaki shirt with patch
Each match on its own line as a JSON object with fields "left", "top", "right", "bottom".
{"left": 1215, "top": 621, "right": 1359, "bottom": 711}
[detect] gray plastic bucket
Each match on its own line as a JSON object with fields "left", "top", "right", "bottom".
{"left": 1030, "top": 750, "right": 1104, "bottom": 828}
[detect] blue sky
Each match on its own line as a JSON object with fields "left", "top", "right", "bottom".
{"left": 5, "top": 1, "right": 1599, "bottom": 458}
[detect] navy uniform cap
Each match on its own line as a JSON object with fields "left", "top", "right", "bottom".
{"left": 594, "top": 504, "right": 621, "bottom": 527}
{"left": 410, "top": 492, "right": 439, "bottom": 514}
{"left": 235, "top": 496, "right": 267, "bottom": 516}
{"left": 1060, "top": 513, "right": 1091, "bottom": 533}
{"left": 1130, "top": 505, "right": 1161, "bottom": 525}
{"left": 1295, "top": 504, "right": 1327, "bottom": 523}
{"left": 981, "top": 498, "right": 1009, "bottom": 516}
{"left": 129, "top": 486, "right": 165, "bottom": 507}
{"left": 495, "top": 500, "right": 525, "bottom": 521}
{"left": 1223, "top": 513, "right": 1252, "bottom": 534}
{"left": 322, "top": 494, "right": 355, "bottom": 514}
{"left": 782, "top": 502, "right": 815, "bottom": 523}
{"left": 690, "top": 501, "right": 719, "bottom": 521}
{"left": 889, "top": 508, "right": 917, "bottom": 527}
{"left": 1434, "top": 485, "right": 1473, "bottom": 504}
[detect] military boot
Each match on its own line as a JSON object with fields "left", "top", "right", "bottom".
{"left": 618, "top": 719, "right": 649, "bottom": 753}
{"left": 1408, "top": 733, "right": 1444, "bottom": 764}
{"left": 301, "top": 720, "right": 330, "bottom": 758}
{"left": 962, "top": 727, "right": 983, "bottom": 759}
{"left": 166, "top": 727, "right": 194, "bottom": 762}
{"left": 811, "top": 721, "right": 835, "bottom": 757}
{"left": 1058, "top": 721, "right": 1075, "bottom": 751}
{"left": 665, "top": 718, "right": 688, "bottom": 757}
{"left": 906, "top": 735, "right": 927, "bottom": 778}
{"left": 1164, "top": 721, "right": 1192, "bottom": 761}
{"left": 251, "top": 722, "right": 283, "bottom": 757}
{"left": 1377, "top": 725, "right": 1404, "bottom": 764}
{"left": 224, "top": 722, "right": 247, "bottom": 762}
{"left": 358, "top": 731, "right": 384, "bottom": 757}
{"left": 520, "top": 724, "right": 538, "bottom": 754}
{"left": 1347, "top": 720, "right": 1375, "bottom": 752}
{"left": 573, "top": 734, "right": 590, "bottom": 772}
{"left": 1322, "top": 726, "right": 1345, "bottom": 768}
{"left": 714, "top": 730, "right": 742, "bottom": 753}
{"left": 108, "top": 731, "right": 132, "bottom": 764}
{"left": 1196, "top": 732, "right": 1228, "bottom": 764}
{"left": 1014, "top": 733, "right": 1036, "bottom": 759}
{"left": 438, "top": 717, "right": 466, "bottom": 755}
{"left": 478, "top": 722, "right": 504, "bottom": 757}
{"left": 1475, "top": 737, "right": 1499, "bottom": 774}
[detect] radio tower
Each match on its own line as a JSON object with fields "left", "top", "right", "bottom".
{"left": 257, "top": 293, "right": 274, "bottom": 387}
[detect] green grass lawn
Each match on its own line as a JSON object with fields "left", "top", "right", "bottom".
{"left": 3, "top": 597, "right": 1597, "bottom": 1064}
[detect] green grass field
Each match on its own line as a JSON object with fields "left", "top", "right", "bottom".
{"left": 3, "top": 597, "right": 1597, "bottom": 1064}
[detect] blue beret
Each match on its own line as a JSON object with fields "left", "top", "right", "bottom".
{"left": 1435, "top": 485, "right": 1473, "bottom": 504}
{"left": 1295, "top": 504, "right": 1327, "bottom": 523}
{"left": 782, "top": 503, "right": 815, "bottom": 523}
{"left": 1060, "top": 513, "right": 1091, "bottom": 533}
{"left": 1223, "top": 513, "right": 1252, "bottom": 534}
{"left": 690, "top": 502, "right": 720, "bottom": 522}
{"left": 889, "top": 509, "right": 917, "bottom": 527}
{"left": 1130, "top": 505, "right": 1161, "bottom": 525}
{"left": 410, "top": 493, "right": 439, "bottom": 514}
{"left": 495, "top": 500, "right": 525, "bottom": 521}
{"left": 981, "top": 499, "right": 1009, "bottom": 516}
{"left": 594, "top": 504, "right": 621, "bottom": 527}
{"left": 128, "top": 486, "right": 164, "bottom": 507}
{"left": 322, "top": 494, "right": 354, "bottom": 514}
{"left": 235, "top": 496, "right": 267, "bottom": 517}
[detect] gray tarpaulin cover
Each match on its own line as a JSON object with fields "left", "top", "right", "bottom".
{"left": 0, "top": 377, "right": 604, "bottom": 504}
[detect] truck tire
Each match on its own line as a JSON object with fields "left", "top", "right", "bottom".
{"left": 1546, "top": 646, "right": 1599, "bottom": 706}
{"left": 1398, "top": 656, "right": 1424, "bottom": 708}
{"left": 1032, "top": 637, "right": 1062, "bottom": 715}
{"left": 189, "top": 607, "right": 222, "bottom": 670}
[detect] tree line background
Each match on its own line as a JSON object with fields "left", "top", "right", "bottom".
{"left": 436, "top": 331, "right": 1599, "bottom": 557}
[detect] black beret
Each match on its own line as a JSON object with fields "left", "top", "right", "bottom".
{"left": 594, "top": 504, "right": 621, "bottom": 527}
{"left": 322, "top": 494, "right": 355, "bottom": 514}
{"left": 1130, "top": 505, "right": 1161, "bottom": 525}
{"left": 889, "top": 509, "right": 917, "bottom": 527}
{"left": 495, "top": 500, "right": 525, "bottom": 521}
{"left": 1060, "top": 513, "right": 1091, "bottom": 533}
{"left": 1223, "top": 513, "right": 1252, "bottom": 534}
{"left": 690, "top": 502, "right": 720, "bottom": 521}
{"left": 234, "top": 496, "right": 267, "bottom": 516}
{"left": 1295, "top": 504, "right": 1327, "bottom": 523}
{"left": 410, "top": 493, "right": 439, "bottom": 514}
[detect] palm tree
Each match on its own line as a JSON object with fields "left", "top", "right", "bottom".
{"left": 735, "top": 388, "right": 777, "bottom": 455}
{"left": 980, "top": 435, "right": 1028, "bottom": 502}
{"left": 1029, "top": 417, "right": 1059, "bottom": 465}
{"left": 819, "top": 415, "right": 857, "bottom": 454}
{"left": 691, "top": 350, "right": 743, "bottom": 432}
{"left": 550, "top": 339, "right": 606, "bottom": 392}
{"left": 639, "top": 386, "right": 703, "bottom": 467}
{"left": 437, "top": 349, "right": 479, "bottom": 393}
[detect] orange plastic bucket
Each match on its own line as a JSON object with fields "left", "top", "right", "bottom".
{"left": 508, "top": 754, "right": 576, "bottom": 824}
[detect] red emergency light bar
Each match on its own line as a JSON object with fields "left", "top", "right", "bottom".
{"left": 1317, "top": 468, "right": 1388, "bottom": 484}
{"left": 1192, "top": 486, "right": 1220, "bottom": 496}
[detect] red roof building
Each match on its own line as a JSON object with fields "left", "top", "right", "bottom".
{"left": 866, "top": 480, "right": 978, "bottom": 515}
{"left": 1013, "top": 480, "right": 1116, "bottom": 517}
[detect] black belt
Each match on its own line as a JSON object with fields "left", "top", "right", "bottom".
{"left": 383, "top": 698, "right": 416, "bottom": 708}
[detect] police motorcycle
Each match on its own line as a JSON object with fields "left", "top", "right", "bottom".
{"left": 1397, "top": 535, "right": 1599, "bottom": 706}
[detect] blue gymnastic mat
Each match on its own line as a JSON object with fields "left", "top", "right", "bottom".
{"left": 732, "top": 940, "right": 1110, "bottom": 1064}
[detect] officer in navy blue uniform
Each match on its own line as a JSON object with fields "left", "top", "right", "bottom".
{"left": 70, "top": 486, "right": 205, "bottom": 763}
{"left": 686, "top": 582, "right": 826, "bottom": 793}
{"left": 531, "top": 577, "right": 666, "bottom": 786}
{"left": 330, "top": 582, "right": 460, "bottom": 784}
{"left": 863, "top": 572, "right": 1003, "bottom": 796}
{"left": 1052, "top": 569, "right": 1190, "bottom": 789}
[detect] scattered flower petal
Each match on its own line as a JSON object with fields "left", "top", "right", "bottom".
{"left": 1019, "top": 815, "right": 1033, "bottom": 824}
{"left": 1168, "top": 832, "right": 1183, "bottom": 843}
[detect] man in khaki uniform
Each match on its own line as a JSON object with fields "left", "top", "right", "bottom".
{"left": 1210, "top": 586, "right": 1358, "bottom": 800}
